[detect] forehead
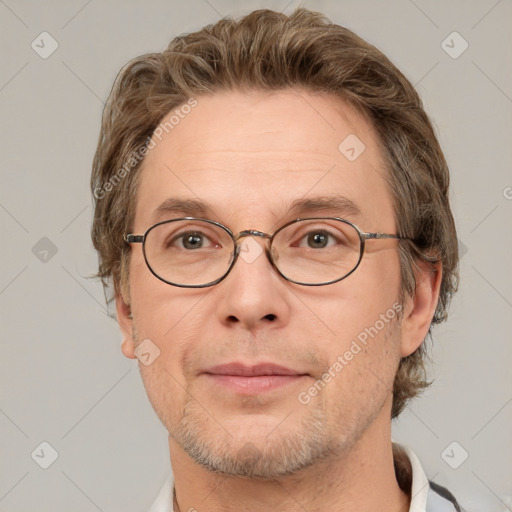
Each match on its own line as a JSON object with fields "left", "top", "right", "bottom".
{"left": 134, "top": 89, "right": 394, "bottom": 231}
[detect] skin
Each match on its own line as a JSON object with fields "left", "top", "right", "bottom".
{"left": 116, "top": 89, "right": 442, "bottom": 512}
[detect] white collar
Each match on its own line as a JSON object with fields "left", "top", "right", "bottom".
{"left": 148, "top": 442, "right": 455, "bottom": 512}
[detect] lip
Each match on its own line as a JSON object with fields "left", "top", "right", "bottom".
{"left": 204, "top": 362, "right": 303, "bottom": 377}
{"left": 202, "top": 362, "right": 308, "bottom": 395}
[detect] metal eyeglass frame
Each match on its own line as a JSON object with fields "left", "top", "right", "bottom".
{"left": 124, "top": 216, "right": 407, "bottom": 288}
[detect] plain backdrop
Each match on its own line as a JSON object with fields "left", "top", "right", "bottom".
{"left": 0, "top": 1, "right": 511, "bottom": 511}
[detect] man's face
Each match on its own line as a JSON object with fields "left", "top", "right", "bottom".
{"left": 119, "top": 89, "right": 412, "bottom": 477}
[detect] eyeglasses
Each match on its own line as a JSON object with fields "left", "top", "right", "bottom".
{"left": 124, "top": 217, "right": 406, "bottom": 288}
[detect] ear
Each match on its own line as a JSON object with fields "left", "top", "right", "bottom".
{"left": 116, "top": 289, "right": 136, "bottom": 360}
{"left": 400, "top": 260, "right": 443, "bottom": 358}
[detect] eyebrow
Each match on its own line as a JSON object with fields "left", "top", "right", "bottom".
{"left": 151, "top": 194, "right": 361, "bottom": 223}
{"left": 288, "top": 195, "right": 361, "bottom": 218}
{"left": 152, "top": 198, "right": 214, "bottom": 221}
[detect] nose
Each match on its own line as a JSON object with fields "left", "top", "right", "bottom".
{"left": 214, "top": 234, "right": 291, "bottom": 331}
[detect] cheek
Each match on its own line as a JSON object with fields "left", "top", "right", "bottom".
{"left": 130, "top": 280, "right": 214, "bottom": 402}
{"left": 299, "top": 247, "right": 401, "bottom": 343}
{"left": 129, "top": 296, "right": 206, "bottom": 428}
{"left": 135, "top": 352, "right": 184, "bottom": 429}
{"left": 343, "top": 244, "right": 402, "bottom": 316}
{"left": 302, "top": 248, "right": 402, "bottom": 395}
{"left": 313, "top": 319, "right": 401, "bottom": 433}
{"left": 129, "top": 250, "right": 205, "bottom": 337}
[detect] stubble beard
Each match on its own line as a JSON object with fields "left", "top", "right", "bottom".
{"left": 134, "top": 302, "right": 403, "bottom": 480}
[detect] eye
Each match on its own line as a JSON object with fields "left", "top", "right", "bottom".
{"left": 169, "top": 230, "right": 219, "bottom": 250}
{"left": 276, "top": 221, "right": 355, "bottom": 253}
{"left": 300, "top": 230, "right": 338, "bottom": 249}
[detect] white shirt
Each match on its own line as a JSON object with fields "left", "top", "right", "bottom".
{"left": 148, "top": 443, "right": 461, "bottom": 512}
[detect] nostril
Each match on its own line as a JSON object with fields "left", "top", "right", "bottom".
{"left": 264, "top": 314, "right": 277, "bottom": 321}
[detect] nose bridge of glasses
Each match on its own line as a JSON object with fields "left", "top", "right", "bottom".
{"left": 234, "top": 229, "right": 272, "bottom": 243}
{"left": 232, "top": 229, "right": 276, "bottom": 263}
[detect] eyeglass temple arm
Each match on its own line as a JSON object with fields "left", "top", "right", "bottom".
{"left": 361, "top": 232, "right": 405, "bottom": 240}
{"left": 124, "top": 234, "right": 144, "bottom": 243}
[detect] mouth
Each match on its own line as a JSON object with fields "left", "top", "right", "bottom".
{"left": 202, "top": 362, "right": 309, "bottom": 394}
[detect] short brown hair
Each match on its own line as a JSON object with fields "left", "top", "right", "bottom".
{"left": 91, "top": 7, "right": 459, "bottom": 419}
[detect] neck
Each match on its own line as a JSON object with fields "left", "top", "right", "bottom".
{"left": 168, "top": 414, "right": 411, "bottom": 512}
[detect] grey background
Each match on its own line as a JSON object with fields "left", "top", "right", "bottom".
{"left": 0, "top": 0, "right": 511, "bottom": 511}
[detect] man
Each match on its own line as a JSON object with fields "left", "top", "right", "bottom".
{"left": 91, "top": 8, "right": 464, "bottom": 512}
